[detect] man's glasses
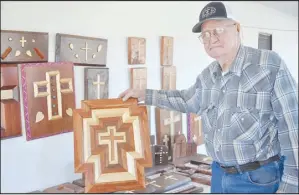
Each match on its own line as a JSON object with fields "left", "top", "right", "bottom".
{"left": 198, "top": 23, "right": 236, "bottom": 44}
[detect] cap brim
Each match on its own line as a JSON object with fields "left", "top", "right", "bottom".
{"left": 192, "top": 22, "right": 203, "bottom": 33}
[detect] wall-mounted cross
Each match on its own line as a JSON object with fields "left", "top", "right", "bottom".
{"left": 92, "top": 74, "right": 105, "bottom": 98}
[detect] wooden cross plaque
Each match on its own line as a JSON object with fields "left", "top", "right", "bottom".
{"left": 187, "top": 113, "right": 203, "bottom": 145}
{"left": 73, "top": 98, "right": 152, "bottom": 193}
{"left": 55, "top": 33, "right": 108, "bottom": 66}
{"left": 1, "top": 64, "right": 22, "bottom": 139}
{"left": 160, "top": 36, "right": 173, "bottom": 66}
{"left": 1, "top": 30, "right": 48, "bottom": 63}
{"left": 20, "top": 62, "right": 75, "bottom": 141}
{"left": 128, "top": 37, "right": 146, "bottom": 65}
{"left": 130, "top": 68, "right": 147, "bottom": 90}
{"left": 84, "top": 67, "right": 109, "bottom": 100}
{"left": 161, "top": 66, "right": 176, "bottom": 90}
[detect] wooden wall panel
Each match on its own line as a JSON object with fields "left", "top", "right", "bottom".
{"left": 161, "top": 66, "right": 176, "bottom": 90}
{"left": 20, "top": 62, "right": 75, "bottom": 141}
{"left": 84, "top": 67, "right": 109, "bottom": 100}
{"left": 187, "top": 113, "right": 203, "bottom": 145}
{"left": 128, "top": 37, "right": 146, "bottom": 65}
{"left": 1, "top": 64, "right": 22, "bottom": 139}
{"left": 55, "top": 33, "right": 108, "bottom": 66}
{"left": 73, "top": 98, "right": 152, "bottom": 193}
{"left": 1, "top": 30, "right": 48, "bottom": 63}
{"left": 160, "top": 36, "right": 173, "bottom": 66}
{"left": 155, "top": 108, "right": 182, "bottom": 162}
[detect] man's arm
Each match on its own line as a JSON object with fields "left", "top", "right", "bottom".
{"left": 270, "top": 56, "right": 298, "bottom": 193}
{"left": 145, "top": 75, "right": 202, "bottom": 114}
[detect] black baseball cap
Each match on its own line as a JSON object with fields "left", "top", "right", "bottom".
{"left": 192, "top": 2, "right": 236, "bottom": 33}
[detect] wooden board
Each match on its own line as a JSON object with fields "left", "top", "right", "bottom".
{"left": 43, "top": 182, "right": 84, "bottom": 193}
{"left": 73, "top": 98, "right": 152, "bottom": 193}
{"left": 55, "top": 33, "right": 108, "bottom": 66}
{"left": 1, "top": 30, "right": 48, "bottom": 63}
{"left": 160, "top": 36, "right": 173, "bottom": 66}
{"left": 173, "top": 134, "right": 187, "bottom": 160}
{"left": 153, "top": 145, "right": 168, "bottom": 165}
{"left": 187, "top": 113, "right": 203, "bottom": 145}
{"left": 128, "top": 37, "right": 146, "bottom": 65}
{"left": 155, "top": 108, "right": 182, "bottom": 162}
{"left": 1, "top": 64, "right": 22, "bottom": 139}
{"left": 186, "top": 142, "right": 197, "bottom": 156}
{"left": 20, "top": 62, "right": 75, "bottom": 141}
{"left": 130, "top": 68, "right": 147, "bottom": 90}
{"left": 191, "top": 173, "right": 211, "bottom": 186}
{"left": 84, "top": 67, "right": 109, "bottom": 100}
{"left": 161, "top": 66, "right": 176, "bottom": 90}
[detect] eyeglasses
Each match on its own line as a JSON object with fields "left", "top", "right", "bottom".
{"left": 198, "top": 23, "right": 236, "bottom": 44}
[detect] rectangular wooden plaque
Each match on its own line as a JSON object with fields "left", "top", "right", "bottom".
{"left": 160, "top": 36, "right": 173, "bottom": 66}
{"left": 1, "top": 30, "right": 48, "bottom": 63}
{"left": 155, "top": 108, "right": 182, "bottom": 162}
{"left": 1, "top": 64, "right": 22, "bottom": 139}
{"left": 84, "top": 67, "right": 109, "bottom": 100}
{"left": 161, "top": 66, "right": 176, "bottom": 90}
{"left": 130, "top": 67, "right": 147, "bottom": 90}
{"left": 55, "top": 33, "right": 108, "bottom": 66}
{"left": 20, "top": 62, "right": 76, "bottom": 141}
{"left": 128, "top": 37, "right": 146, "bottom": 65}
{"left": 187, "top": 113, "right": 203, "bottom": 145}
{"left": 73, "top": 98, "right": 152, "bottom": 193}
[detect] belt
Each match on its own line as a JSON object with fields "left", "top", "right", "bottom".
{"left": 218, "top": 155, "right": 280, "bottom": 174}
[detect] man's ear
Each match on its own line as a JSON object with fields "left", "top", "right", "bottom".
{"left": 236, "top": 23, "right": 241, "bottom": 32}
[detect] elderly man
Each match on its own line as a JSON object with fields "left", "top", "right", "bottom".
{"left": 119, "top": 1, "right": 298, "bottom": 193}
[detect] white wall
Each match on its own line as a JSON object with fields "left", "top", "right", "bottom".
{"left": 1, "top": 1, "right": 298, "bottom": 193}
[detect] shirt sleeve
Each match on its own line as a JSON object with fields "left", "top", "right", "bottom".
{"left": 144, "top": 75, "right": 202, "bottom": 114}
{"left": 270, "top": 56, "right": 298, "bottom": 193}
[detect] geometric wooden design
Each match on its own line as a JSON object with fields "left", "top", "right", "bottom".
{"left": 173, "top": 134, "right": 187, "bottom": 160}
{"left": 20, "top": 62, "right": 75, "bottom": 141}
{"left": 161, "top": 66, "right": 176, "bottom": 90}
{"left": 84, "top": 67, "right": 109, "bottom": 100}
{"left": 128, "top": 37, "right": 146, "bottom": 65}
{"left": 130, "top": 68, "right": 147, "bottom": 90}
{"left": 187, "top": 113, "right": 203, "bottom": 145}
{"left": 55, "top": 33, "right": 108, "bottom": 66}
{"left": 1, "top": 64, "right": 22, "bottom": 140}
{"left": 43, "top": 182, "right": 84, "bottom": 193}
{"left": 1, "top": 30, "right": 48, "bottom": 63}
{"left": 155, "top": 108, "right": 182, "bottom": 162}
{"left": 73, "top": 98, "right": 152, "bottom": 193}
{"left": 160, "top": 36, "right": 173, "bottom": 66}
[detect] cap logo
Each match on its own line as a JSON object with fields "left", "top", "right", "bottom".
{"left": 202, "top": 7, "right": 216, "bottom": 18}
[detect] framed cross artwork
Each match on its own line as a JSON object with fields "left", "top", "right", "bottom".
{"left": 1, "top": 30, "right": 48, "bottom": 63}
{"left": 155, "top": 108, "right": 182, "bottom": 162}
{"left": 187, "top": 113, "right": 204, "bottom": 145}
{"left": 73, "top": 98, "right": 152, "bottom": 193}
{"left": 55, "top": 33, "right": 108, "bottom": 66}
{"left": 128, "top": 37, "right": 146, "bottom": 65}
{"left": 160, "top": 36, "right": 173, "bottom": 66}
{"left": 84, "top": 67, "right": 109, "bottom": 100}
{"left": 161, "top": 66, "right": 176, "bottom": 90}
{"left": 1, "top": 64, "right": 22, "bottom": 140}
{"left": 20, "top": 62, "right": 76, "bottom": 141}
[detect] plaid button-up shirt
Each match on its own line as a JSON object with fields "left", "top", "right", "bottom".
{"left": 145, "top": 45, "right": 298, "bottom": 193}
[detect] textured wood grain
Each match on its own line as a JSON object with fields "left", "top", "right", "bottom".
{"left": 73, "top": 98, "right": 152, "bottom": 193}
{"left": 160, "top": 36, "right": 173, "bottom": 66}
{"left": 187, "top": 113, "right": 203, "bottom": 145}
{"left": 128, "top": 37, "right": 146, "bottom": 65}
{"left": 155, "top": 108, "right": 182, "bottom": 162}
{"left": 43, "top": 182, "right": 84, "bottom": 193}
{"left": 161, "top": 66, "right": 176, "bottom": 90}
{"left": 1, "top": 64, "right": 22, "bottom": 139}
{"left": 1, "top": 30, "right": 48, "bottom": 63}
{"left": 130, "top": 67, "right": 147, "bottom": 90}
{"left": 173, "top": 134, "right": 187, "bottom": 160}
{"left": 20, "top": 62, "right": 75, "bottom": 141}
{"left": 55, "top": 33, "right": 108, "bottom": 66}
{"left": 84, "top": 67, "right": 109, "bottom": 100}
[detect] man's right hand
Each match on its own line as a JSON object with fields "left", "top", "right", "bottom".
{"left": 118, "top": 88, "right": 146, "bottom": 102}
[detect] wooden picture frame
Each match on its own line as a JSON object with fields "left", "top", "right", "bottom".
{"left": 1, "top": 64, "right": 22, "bottom": 139}
{"left": 55, "top": 33, "right": 108, "bottom": 66}
{"left": 187, "top": 113, "right": 203, "bottom": 145}
{"left": 161, "top": 66, "right": 176, "bottom": 90}
{"left": 160, "top": 36, "right": 173, "bottom": 66}
{"left": 20, "top": 62, "right": 76, "bottom": 141}
{"left": 128, "top": 37, "right": 146, "bottom": 65}
{"left": 1, "top": 30, "right": 48, "bottom": 63}
{"left": 73, "top": 98, "right": 152, "bottom": 193}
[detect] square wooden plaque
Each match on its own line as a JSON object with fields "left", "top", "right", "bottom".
{"left": 55, "top": 33, "right": 108, "bottom": 66}
{"left": 1, "top": 30, "right": 48, "bottom": 63}
{"left": 84, "top": 67, "right": 109, "bottom": 100}
{"left": 73, "top": 98, "right": 152, "bottom": 193}
{"left": 20, "top": 62, "right": 76, "bottom": 141}
{"left": 160, "top": 36, "right": 173, "bottom": 66}
{"left": 1, "top": 64, "right": 22, "bottom": 139}
{"left": 187, "top": 113, "right": 203, "bottom": 145}
{"left": 161, "top": 66, "right": 176, "bottom": 90}
{"left": 128, "top": 37, "right": 146, "bottom": 65}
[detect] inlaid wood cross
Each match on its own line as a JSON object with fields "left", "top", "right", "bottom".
{"left": 98, "top": 126, "right": 126, "bottom": 164}
{"left": 92, "top": 74, "right": 105, "bottom": 98}
{"left": 134, "top": 74, "right": 146, "bottom": 90}
{"left": 164, "top": 175, "right": 178, "bottom": 180}
{"left": 20, "top": 36, "right": 27, "bottom": 48}
{"left": 146, "top": 181, "right": 161, "bottom": 188}
{"left": 80, "top": 42, "right": 92, "bottom": 62}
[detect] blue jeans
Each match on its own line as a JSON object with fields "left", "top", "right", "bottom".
{"left": 211, "top": 157, "right": 284, "bottom": 193}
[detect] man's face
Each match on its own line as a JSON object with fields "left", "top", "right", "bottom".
{"left": 200, "top": 20, "right": 239, "bottom": 59}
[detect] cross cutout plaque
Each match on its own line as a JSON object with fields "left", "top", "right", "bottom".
{"left": 146, "top": 181, "right": 161, "bottom": 188}
{"left": 130, "top": 68, "right": 147, "bottom": 90}
{"left": 81, "top": 42, "right": 92, "bottom": 62}
{"left": 92, "top": 74, "right": 105, "bottom": 99}
{"left": 161, "top": 66, "right": 176, "bottom": 90}
{"left": 20, "top": 36, "right": 27, "bottom": 48}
